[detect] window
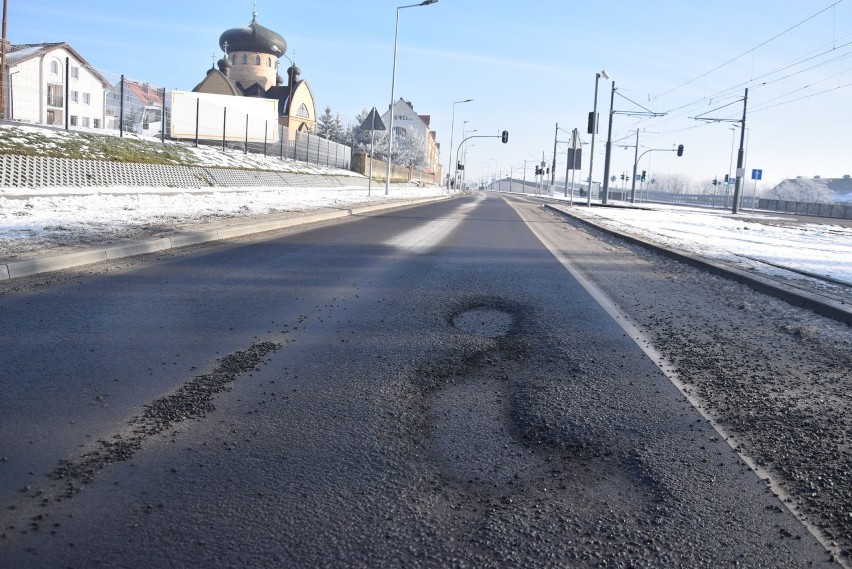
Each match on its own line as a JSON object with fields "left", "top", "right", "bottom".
{"left": 82, "top": 117, "right": 90, "bottom": 128}
{"left": 255, "top": 55, "right": 261, "bottom": 65}
{"left": 267, "top": 57, "right": 272, "bottom": 67}
{"left": 47, "top": 84, "right": 64, "bottom": 107}
{"left": 70, "top": 91, "right": 79, "bottom": 103}
{"left": 70, "top": 66, "right": 79, "bottom": 79}
{"left": 242, "top": 54, "right": 248, "bottom": 64}
{"left": 393, "top": 126, "right": 407, "bottom": 137}
{"left": 50, "top": 61, "right": 59, "bottom": 76}
{"left": 93, "top": 119, "right": 101, "bottom": 129}
{"left": 83, "top": 93, "right": 91, "bottom": 105}
{"left": 70, "top": 116, "right": 78, "bottom": 127}
{"left": 231, "top": 55, "right": 236, "bottom": 64}
{"left": 297, "top": 103, "right": 309, "bottom": 118}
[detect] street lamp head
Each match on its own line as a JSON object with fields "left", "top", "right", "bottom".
{"left": 600, "top": 70, "right": 610, "bottom": 80}
{"left": 420, "top": 0, "right": 438, "bottom": 5}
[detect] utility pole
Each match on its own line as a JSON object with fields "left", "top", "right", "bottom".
{"left": 601, "top": 81, "right": 616, "bottom": 205}
{"left": 732, "top": 88, "right": 749, "bottom": 214}
{"left": 0, "top": 0, "right": 8, "bottom": 119}
{"left": 630, "top": 129, "right": 639, "bottom": 203}
{"left": 550, "top": 122, "right": 558, "bottom": 195}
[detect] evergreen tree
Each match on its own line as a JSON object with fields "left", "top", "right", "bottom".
{"left": 345, "top": 108, "right": 373, "bottom": 149}
{"left": 317, "top": 106, "right": 343, "bottom": 142}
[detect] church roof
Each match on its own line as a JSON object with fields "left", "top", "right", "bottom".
{"left": 219, "top": 14, "right": 286, "bottom": 57}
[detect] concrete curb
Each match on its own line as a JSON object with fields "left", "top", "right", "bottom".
{"left": 543, "top": 203, "right": 852, "bottom": 326}
{"left": 0, "top": 194, "right": 455, "bottom": 281}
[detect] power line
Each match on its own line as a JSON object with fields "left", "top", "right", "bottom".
{"left": 652, "top": 1, "right": 844, "bottom": 100}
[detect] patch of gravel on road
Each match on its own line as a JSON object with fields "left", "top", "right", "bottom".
{"left": 48, "top": 341, "right": 281, "bottom": 499}
{"left": 582, "top": 228, "right": 852, "bottom": 562}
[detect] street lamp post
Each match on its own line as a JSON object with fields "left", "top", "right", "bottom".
{"left": 447, "top": 98, "right": 472, "bottom": 190}
{"left": 385, "top": 0, "right": 438, "bottom": 196}
{"left": 587, "top": 70, "right": 610, "bottom": 206}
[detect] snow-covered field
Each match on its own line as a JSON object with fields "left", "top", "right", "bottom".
{"left": 565, "top": 203, "right": 852, "bottom": 287}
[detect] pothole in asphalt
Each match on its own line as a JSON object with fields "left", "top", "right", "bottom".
{"left": 452, "top": 307, "right": 514, "bottom": 338}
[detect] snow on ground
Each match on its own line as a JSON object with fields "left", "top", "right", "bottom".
{"left": 0, "top": 123, "right": 359, "bottom": 177}
{"left": 0, "top": 185, "right": 445, "bottom": 256}
{"left": 562, "top": 201, "right": 852, "bottom": 286}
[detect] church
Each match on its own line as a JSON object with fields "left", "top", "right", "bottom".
{"left": 192, "top": 7, "right": 317, "bottom": 136}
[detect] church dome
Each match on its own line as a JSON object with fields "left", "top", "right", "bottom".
{"left": 219, "top": 14, "right": 286, "bottom": 57}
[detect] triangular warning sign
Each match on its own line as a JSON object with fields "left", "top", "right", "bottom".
{"left": 360, "top": 107, "right": 386, "bottom": 131}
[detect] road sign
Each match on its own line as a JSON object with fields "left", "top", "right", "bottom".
{"left": 360, "top": 107, "right": 386, "bottom": 131}
{"left": 751, "top": 169, "right": 763, "bottom": 180}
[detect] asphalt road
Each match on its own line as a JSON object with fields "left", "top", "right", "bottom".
{"left": 0, "top": 193, "right": 838, "bottom": 567}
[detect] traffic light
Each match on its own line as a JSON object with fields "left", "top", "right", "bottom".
{"left": 546, "top": 167, "right": 550, "bottom": 175}
{"left": 724, "top": 174, "right": 729, "bottom": 186}
{"left": 712, "top": 177, "right": 718, "bottom": 186}
{"left": 587, "top": 112, "right": 598, "bottom": 134}
{"left": 620, "top": 174, "right": 625, "bottom": 180}
{"left": 501, "top": 130, "right": 509, "bottom": 143}
{"left": 641, "top": 170, "right": 647, "bottom": 182}
{"left": 677, "top": 144, "right": 684, "bottom": 157}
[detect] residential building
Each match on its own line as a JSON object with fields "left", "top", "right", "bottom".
{"left": 380, "top": 98, "right": 442, "bottom": 175}
{"left": 104, "top": 78, "right": 165, "bottom": 136}
{"left": 3, "top": 42, "right": 110, "bottom": 128}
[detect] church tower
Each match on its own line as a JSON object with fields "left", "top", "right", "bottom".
{"left": 218, "top": 6, "right": 286, "bottom": 91}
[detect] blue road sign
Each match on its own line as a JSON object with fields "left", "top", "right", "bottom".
{"left": 751, "top": 169, "right": 763, "bottom": 180}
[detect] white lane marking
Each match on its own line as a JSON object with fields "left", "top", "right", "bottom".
{"left": 384, "top": 196, "right": 485, "bottom": 253}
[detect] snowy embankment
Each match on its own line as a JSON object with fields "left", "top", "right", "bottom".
{"left": 559, "top": 202, "right": 852, "bottom": 287}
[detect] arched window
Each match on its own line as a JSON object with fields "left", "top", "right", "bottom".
{"left": 242, "top": 54, "right": 248, "bottom": 64}
{"left": 232, "top": 55, "right": 236, "bottom": 64}
{"left": 297, "top": 103, "right": 309, "bottom": 118}
{"left": 255, "top": 55, "right": 261, "bottom": 65}
{"left": 393, "top": 126, "right": 407, "bottom": 137}
{"left": 267, "top": 58, "right": 272, "bottom": 67}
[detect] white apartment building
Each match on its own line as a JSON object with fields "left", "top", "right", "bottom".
{"left": 4, "top": 42, "right": 110, "bottom": 129}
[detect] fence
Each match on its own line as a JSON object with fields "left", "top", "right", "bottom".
{"left": 351, "top": 151, "right": 440, "bottom": 186}
{"left": 2, "top": 61, "right": 352, "bottom": 170}
{"left": 758, "top": 198, "right": 852, "bottom": 220}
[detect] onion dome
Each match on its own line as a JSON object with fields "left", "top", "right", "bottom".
{"left": 219, "top": 14, "right": 286, "bottom": 57}
{"left": 217, "top": 56, "right": 232, "bottom": 76}
{"left": 287, "top": 64, "right": 301, "bottom": 84}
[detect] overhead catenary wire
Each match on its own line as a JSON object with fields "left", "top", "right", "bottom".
{"left": 651, "top": 0, "right": 844, "bottom": 101}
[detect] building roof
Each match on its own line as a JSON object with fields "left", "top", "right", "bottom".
{"left": 124, "top": 79, "right": 164, "bottom": 106}
{"left": 219, "top": 14, "right": 286, "bottom": 58}
{"left": 6, "top": 42, "right": 111, "bottom": 88}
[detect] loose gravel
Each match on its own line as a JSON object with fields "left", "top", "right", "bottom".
{"left": 48, "top": 341, "right": 280, "bottom": 499}
{"left": 547, "top": 212, "right": 852, "bottom": 562}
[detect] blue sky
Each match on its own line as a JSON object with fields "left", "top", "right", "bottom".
{"left": 9, "top": 0, "right": 852, "bottom": 187}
